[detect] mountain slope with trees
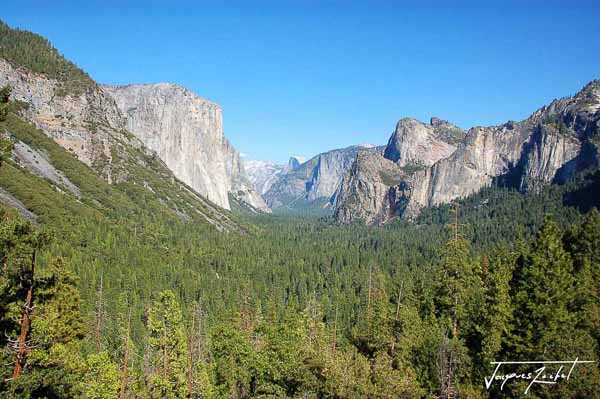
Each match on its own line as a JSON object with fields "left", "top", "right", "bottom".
{"left": 0, "top": 18, "right": 599, "bottom": 399}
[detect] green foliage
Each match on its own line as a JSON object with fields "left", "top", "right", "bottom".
{"left": 82, "top": 351, "right": 120, "bottom": 399}
{"left": 506, "top": 218, "right": 599, "bottom": 397}
{"left": 479, "top": 251, "right": 514, "bottom": 371}
{"left": 0, "top": 21, "right": 94, "bottom": 96}
{"left": 147, "top": 290, "right": 189, "bottom": 399}
{"left": 0, "top": 84, "right": 10, "bottom": 122}
{"left": 0, "top": 84, "right": 599, "bottom": 396}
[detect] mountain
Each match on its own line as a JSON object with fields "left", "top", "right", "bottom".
{"left": 264, "top": 145, "right": 383, "bottom": 211}
{"left": 0, "top": 21, "right": 244, "bottom": 231}
{"left": 243, "top": 159, "right": 285, "bottom": 195}
{"left": 334, "top": 81, "right": 600, "bottom": 225}
{"left": 286, "top": 155, "right": 304, "bottom": 171}
{"left": 103, "top": 83, "right": 270, "bottom": 213}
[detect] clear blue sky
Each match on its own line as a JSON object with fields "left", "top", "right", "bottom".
{"left": 3, "top": 1, "right": 600, "bottom": 163}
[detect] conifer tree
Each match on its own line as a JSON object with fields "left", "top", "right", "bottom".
{"left": 82, "top": 351, "right": 120, "bottom": 399}
{"left": 566, "top": 208, "right": 600, "bottom": 350}
{"left": 510, "top": 218, "right": 580, "bottom": 358}
{"left": 0, "top": 85, "right": 10, "bottom": 122}
{"left": 480, "top": 250, "right": 513, "bottom": 371}
{"left": 7, "top": 257, "right": 87, "bottom": 397}
{"left": 509, "top": 218, "right": 599, "bottom": 397}
{"left": 433, "top": 206, "right": 483, "bottom": 398}
{"left": 146, "top": 290, "right": 189, "bottom": 399}
{"left": 210, "top": 320, "right": 253, "bottom": 398}
{"left": 352, "top": 269, "right": 393, "bottom": 356}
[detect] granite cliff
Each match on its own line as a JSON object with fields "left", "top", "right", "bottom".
{"left": 335, "top": 81, "right": 600, "bottom": 225}
{"left": 0, "top": 21, "right": 247, "bottom": 230}
{"left": 103, "top": 83, "right": 269, "bottom": 212}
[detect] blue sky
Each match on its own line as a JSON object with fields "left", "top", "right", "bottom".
{"left": 3, "top": 1, "right": 600, "bottom": 163}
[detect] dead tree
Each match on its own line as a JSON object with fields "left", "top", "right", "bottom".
{"left": 187, "top": 309, "right": 196, "bottom": 397}
{"left": 94, "top": 274, "right": 105, "bottom": 352}
{"left": 390, "top": 281, "right": 404, "bottom": 353}
{"left": 12, "top": 250, "right": 36, "bottom": 379}
{"left": 119, "top": 310, "right": 132, "bottom": 399}
{"left": 438, "top": 333, "right": 457, "bottom": 399}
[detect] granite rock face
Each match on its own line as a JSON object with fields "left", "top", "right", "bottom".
{"left": 0, "top": 59, "right": 128, "bottom": 182}
{"left": 0, "top": 57, "right": 244, "bottom": 230}
{"left": 243, "top": 159, "right": 285, "bottom": 195}
{"left": 12, "top": 140, "right": 81, "bottom": 198}
{"left": 334, "top": 151, "right": 409, "bottom": 225}
{"left": 335, "top": 81, "right": 600, "bottom": 225}
{"left": 103, "top": 83, "right": 269, "bottom": 212}
{"left": 384, "top": 117, "right": 464, "bottom": 167}
{"left": 264, "top": 145, "right": 383, "bottom": 210}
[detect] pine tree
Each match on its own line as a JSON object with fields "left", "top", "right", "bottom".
{"left": 322, "top": 346, "right": 370, "bottom": 398}
{"left": 114, "top": 292, "right": 135, "bottom": 399}
{"left": 352, "top": 269, "right": 393, "bottom": 357}
{"left": 480, "top": 250, "right": 513, "bottom": 369}
{"left": 510, "top": 219, "right": 577, "bottom": 357}
{"left": 82, "top": 351, "right": 120, "bottom": 399}
{"left": 0, "top": 85, "right": 10, "bottom": 122}
{"left": 566, "top": 208, "right": 600, "bottom": 350}
{"left": 146, "top": 290, "right": 189, "bottom": 399}
{"left": 0, "top": 213, "right": 47, "bottom": 383}
{"left": 433, "top": 206, "right": 483, "bottom": 398}
{"left": 210, "top": 320, "right": 253, "bottom": 398}
{"left": 509, "top": 218, "right": 598, "bottom": 397}
{"left": 7, "top": 257, "right": 87, "bottom": 397}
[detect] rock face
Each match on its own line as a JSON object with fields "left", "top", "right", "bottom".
{"left": 264, "top": 145, "right": 383, "bottom": 210}
{"left": 286, "top": 156, "right": 304, "bottom": 171}
{"left": 0, "top": 56, "right": 244, "bottom": 231}
{"left": 0, "top": 59, "right": 126, "bottom": 182}
{"left": 103, "top": 83, "right": 269, "bottom": 212}
{"left": 384, "top": 118, "right": 464, "bottom": 167}
{"left": 335, "top": 81, "right": 600, "bottom": 225}
{"left": 243, "top": 159, "right": 285, "bottom": 194}
{"left": 334, "top": 151, "right": 409, "bottom": 225}
{"left": 12, "top": 140, "right": 81, "bottom": 198}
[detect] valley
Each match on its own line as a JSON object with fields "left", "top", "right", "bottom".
{"left": 0, "top": 16, "right": 599, "bottom": 399}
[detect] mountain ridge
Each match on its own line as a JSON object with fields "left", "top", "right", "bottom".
{"left": 334, "top": 80, "right": 600, "bottom": 225}
{"left": 263, "top": 144, "right": 384, "bottom": 211}
{"left": 0, "top": 21, "right": 247, "bottom": 231}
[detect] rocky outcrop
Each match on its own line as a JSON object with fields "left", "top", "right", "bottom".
{"left": 243, "top": 159, "right": 285, "bottom": 194}
{"left": 334, "top": 151, "right": 409, "bottom": 225}
{"left": 264, "top": 145, "right": 383, "bottom": 210}
{"left": 0, "top": 58, "right": 127, "bottom": 182}
{"left": 335, "top": 81, "right": 600, "bottom": 225}
{"left": 12, "top": 140, "right": 81, "bottom": 198}
{"left": 0, "top": 56, "right": 243, "bottom": 231}
{"left": 103, "top": 83, "right": 269, "bottom": 212}
{"left": 0, "top": 187, "right": 37, "bottom": 223}
{"left": 223, "top": 139, "right": 271, "bottom": 213}
{"left": 384, "top": 118, "right": 464, "bottom": 167}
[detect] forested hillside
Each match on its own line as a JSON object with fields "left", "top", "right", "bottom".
{"left": 0, "top": 20, "right": 93, "bottom": 95}
{"left": 2, "top": 90, "right": 600, "bottom": 396}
